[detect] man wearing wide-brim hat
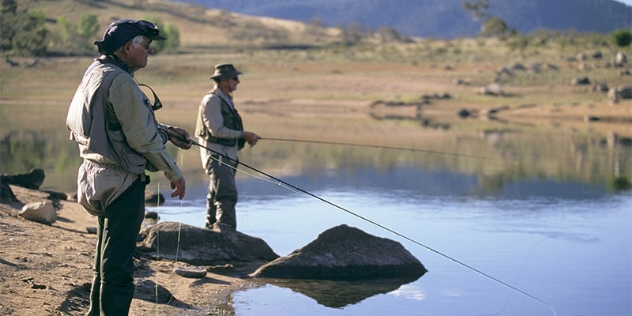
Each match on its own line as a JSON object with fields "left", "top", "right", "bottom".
{"left": 195, "top": 63, "right": 260, "bottom": 230}
{"left": 66, "top": 19, "right": 192, "bottom": 315}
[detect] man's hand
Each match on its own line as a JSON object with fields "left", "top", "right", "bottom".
{"left": 168, "top": 127, "right": 193, "bottom": 150}
{"left": 243, "top": 131, "right": 260, "bottom": 147}
{"left": 170, "top": 177, "right": 186, "bottom": 200}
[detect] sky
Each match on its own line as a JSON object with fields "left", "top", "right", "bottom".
{"left": 616, "top": 0, "right": 632, "bottom": 7}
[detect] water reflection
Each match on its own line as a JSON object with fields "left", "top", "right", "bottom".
{"left": 249, "top": 277, "right": 424, "bottom": 308}
{"left": 1, "top": 131, "right": 48, "bottom": 174}
{"left": 0, "top": 104, "right": 630, "bottom": 196}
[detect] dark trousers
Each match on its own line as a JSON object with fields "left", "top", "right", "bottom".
{"left": 205, "top": 156, "right": 238, "bottom": 229}
{"left": 87, "top": 179, "right": 146, "bottom": 316}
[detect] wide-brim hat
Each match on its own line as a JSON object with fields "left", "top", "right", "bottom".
{"left": 210, "top": 63, "right": 243, "bottom": 80}
{"left": 94, "top": 19, "right": 167, "bottom": 55}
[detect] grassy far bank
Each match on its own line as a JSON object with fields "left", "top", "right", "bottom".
{"left": 2, "top": 45, "right": 630, "bottom": 129}
{"left": 3, "top": 45, "right": 631, "bottom": 96}
{"left": 2, "top": 0, "right": 631, "bottom": 107}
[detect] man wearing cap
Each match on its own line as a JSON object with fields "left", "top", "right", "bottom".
{"left": 66, "top": 19, "right": 191, "bottom": 315}
{"left": 195, "top": 63, "right": 260, "bottom": 230}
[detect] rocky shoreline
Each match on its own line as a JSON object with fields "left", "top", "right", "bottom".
{"left": 0, "top": 184, "right": 251, "bottom": 315}
{"left": 0, "top": 178, "right": 425, "bottom": 315}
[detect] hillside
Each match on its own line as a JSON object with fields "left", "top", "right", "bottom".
{"left": 177, "top": 0, "right": 632, "bottom": 39}
{"left": 8, "top": 0, "right": 630, "bottom": 56}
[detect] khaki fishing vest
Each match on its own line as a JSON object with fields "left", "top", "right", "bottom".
{"left": 194, "top": 89, "right": 245, "bottom": 150}
{"left": 66, "top": 60, "right": 157, "bottom": 174}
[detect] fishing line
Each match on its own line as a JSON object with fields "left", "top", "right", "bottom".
{"left": 155, "top": 183, "right": 161, "bottom": 313}
{"left": 500, "top": 237, "right": 551, "bottom": 315}
{"left": 160, "top": 127, "right": 557, "bottom": 315}
{"left": 262, "top": 137, "right": 497, "bottom": 161}
{"left": 175, "top": 152, "right": 185, "bottom": 264}
{"left": 153, "top": 158, "right": 186, "bottom": 311}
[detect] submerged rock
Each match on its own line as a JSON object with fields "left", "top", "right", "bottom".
{"left": 250, "top": 224, "right": 427, "bottom": 280}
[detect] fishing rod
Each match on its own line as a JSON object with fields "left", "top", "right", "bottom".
{"left": 160, "top": 126, "right": 557, "bottom": 316}
{"left": 262, "top": 137, "right": 497, "bottom": 161}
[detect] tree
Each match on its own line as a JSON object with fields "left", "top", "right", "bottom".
{"left": 0, "top": 0, "right": 19, "bottom": 51}
{"left": 161, "top": 24, "right": 180, "bottom": 52}
{"left": 340, "top": 22, "right": 367, "bottom": 45}
{"left": 57, "top": 16, "right": 74, "bottom": 46}
{"left": 610, "top": 29, "right": 632, "bottom": 48}
{"left": 462, "top": 0, "right": 490, "bottom": 21}
{"left": 57, "top": 14, "right": 99, "bottom": 54}
{"left": 480, "top": 17, "right": 508, "bottom": 38}
{"left": 12, "top": 8, "right": 48, "bottom": 56}
{"left": 142, "top": 15, "right": 180, "bottom": 54}
{"left": 56, "top": 13, "right": 99, "bottom": 55}
{"left": 377, "top": 26, "right": 403, "bottom": 43}
{"left": 306, "top": 16, "right": 325, "bottom": 42}
{"left": 463, "top": 0, "right": 511, "bottom": 39}
{"left": 77, "top": 14, "right": 99, "bottom": 39}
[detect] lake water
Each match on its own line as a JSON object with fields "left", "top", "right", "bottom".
{"left": 151, "top": 163, "right": 632, "bottom": 316}
{"left": 1, "top": 102, "right": 630, "bottom": 316}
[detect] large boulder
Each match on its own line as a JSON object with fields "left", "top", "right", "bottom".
{"left": 250, "top": 224, "right": 427, "bottom": 280}
{"left": 137, "top": 222, "right": 279, "bottom": 266}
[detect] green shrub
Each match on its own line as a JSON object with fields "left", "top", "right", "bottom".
{"left": 141, "top": 15, "right": 180, "bottom": 54}
{"left": 57, "top": 14, "right": 99, "bottom": 54}
{"left": 610, "top": 29, "right": 632, "bottom": 48}
{"left": 11, "top": 8, "right": 48, "bottom": 56}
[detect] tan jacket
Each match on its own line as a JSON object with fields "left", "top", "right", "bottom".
{"left": 195, "top": 87, "right": 244, "bottom": 169}
{"left": 66, "top": 58, "right": 182, "bottom": 215}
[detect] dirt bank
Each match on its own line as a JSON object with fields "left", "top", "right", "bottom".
{"left": 0, "top": 185, "right": 251, "bottom": 315}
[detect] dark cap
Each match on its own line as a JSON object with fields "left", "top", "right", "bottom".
{"left": 210, "top": 64, "right": 243, "bottom": 80}
{"left": 94, "top": 19, "right": 167, "bottom": 55}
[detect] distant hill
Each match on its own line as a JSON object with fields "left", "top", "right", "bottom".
{"left": 174, "top": 0, "right": 632, "bottom": 38}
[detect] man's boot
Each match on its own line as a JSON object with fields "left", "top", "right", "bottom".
{"left": 85, "top": 275, "right": 100, "bottom": 316}
{"left": 100, "top": 283, "right": 135, "bottom": 316}
{"left": 205, "top": 196, "right": 216, "bottom": 228}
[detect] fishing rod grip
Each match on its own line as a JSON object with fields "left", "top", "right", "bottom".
{"left": 158, "top": 125, "right": 199, "bottom": 146}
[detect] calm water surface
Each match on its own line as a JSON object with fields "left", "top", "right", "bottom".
{"left": 2, "top": 102, "right": 630, "bottom": 315}
{"left": 152, "top": 165, "right": 632, "bottom": 316}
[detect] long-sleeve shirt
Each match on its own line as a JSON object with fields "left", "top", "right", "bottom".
{"left": 67, "top": 58, "right": 182, "bottom": 215}
{"left": 198, "top": 87, "right": 243, "bottom": 166}
{"left": 79, "top": 72, "right": 182, "bottom": 182}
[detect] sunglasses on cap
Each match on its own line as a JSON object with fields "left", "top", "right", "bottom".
{"left": 135, "top": 20, "right": 161, "bottom": 37}
{"left": 109, "top": 19, "right": 162, "bottom": 39}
